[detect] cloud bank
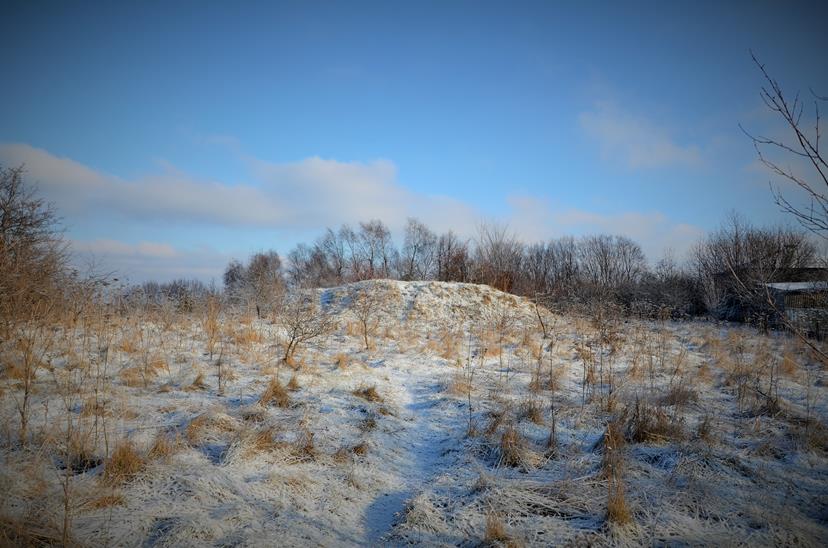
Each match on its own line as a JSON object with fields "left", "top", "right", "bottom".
{"left": 1, "top": 142, "right": 704, "bottom": 281}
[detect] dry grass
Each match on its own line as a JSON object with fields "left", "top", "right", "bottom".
{"left": 660, "top": 385, "right": 698, "bottom": 407}
{"left": 147, "top": 432, "right": 180, "bottom": 461}
{"left": 353, "top": 384, "right": 383, "bottom": 403}
{"left": 287, "top": 375, "right": 301, "bottom": 391}
{"left": 119, "top": 366, "right": 146, "bottom": 387}
{"left": 293, "top": 428, "right": 316, "bottom": 461}
{"left": 484, "top": 512, "right": 513, "bottom": 545}
{"left": 519, "top": 399, "right": 544, "bottom": 425}
{"left": 485, "top": 405, "right": 509, "bottom": 436}
{"left": 259, "top": 378, "right": 291, "bottom": 408}
{"left": 334, "top": 352, "right": 350, "bottom": 368}
{"left": 603, "top": 420, "right": 631, "bottom": 524}
{"left": 186, "top": 371, "right": 208, "bottom": 391}
{"left": 232, "top": 326, "right": 263, "bottom": 346}
{"left": 627, "top": 401, "right": 684, "bottom": 443}
{"left": 499, "top": 425, "right": 529, "bottom": 468}
{"left": 781, "top": 352, "right": 799, "bottom": 376}
{"left": 359, "top": 416, "right": 377, "bottom": 431}
{"left": 104, "top": 440, "right": 145, "bottom": 485}
{"left": 85, "top": 494, "right": 125, "bottom": 509}
{"left": 445, "top": 372, "right": 471, "bottom": 396}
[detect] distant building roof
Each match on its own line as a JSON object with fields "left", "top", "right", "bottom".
{"left": 764, "top": 281, "right": 828, "bottom": 292}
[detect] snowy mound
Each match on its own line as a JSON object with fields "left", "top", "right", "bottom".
{"left": 320, "top": 279, "right": 545, "bottom": 327}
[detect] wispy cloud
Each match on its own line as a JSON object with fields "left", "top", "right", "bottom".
{"left": 579, "top": 101, "right": 703, "bottom": 169}
{"left": 71, "top": 239, "right": 230, "bottom": 283}
{"left": 0, "top": 143, "right": 477, "bottom": 233}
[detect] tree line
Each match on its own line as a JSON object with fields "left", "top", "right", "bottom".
{"left": 219, "top": 213, "right": 819, "bottom": 322}
{"left": 2, "top": 161, "right": 820, "bottom": 329}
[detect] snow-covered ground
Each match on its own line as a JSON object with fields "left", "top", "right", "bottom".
{"left": 2, "top": 280, "right": 827, "bottom": 546}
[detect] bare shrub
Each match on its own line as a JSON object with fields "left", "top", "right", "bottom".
{"left": 350, "top": 287, "right": 382, "bottom": 351}
{"left": 279, "top": 292, "right": 334, "bottom": 365}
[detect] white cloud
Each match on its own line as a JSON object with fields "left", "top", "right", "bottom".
{"left": 0, "top": 142, "right": 476, "bottom": 232}
{"left": 579, "top": 101, "right": 703, "bottom": 169}
{"left": 71, "top": 239, "right": 230, "bottom": 283}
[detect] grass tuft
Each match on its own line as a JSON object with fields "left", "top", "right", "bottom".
{"left": 259, "top": 378, "right": 291, "bottom": 408}
{"left": 353, "top": 384, "right": 383, "bottom": 402}
{"left": 104, "top": 440, "right": 145, "bottom": 485}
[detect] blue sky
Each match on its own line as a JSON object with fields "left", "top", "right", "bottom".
{"left": 1, "top": 1, "right": 826, "bottom": 282}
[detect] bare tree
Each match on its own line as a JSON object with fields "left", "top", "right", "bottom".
{"left": 435, "top": 230, "right": 470, "bottom": 282}
{"left": 359, "top": 220, "right": 396, "bottom": 279}
{"left": 0, "top": 165, "right": 68, "bottom": 335}
{"left": 400, "top": 217, "right": 437, "bottom": 281}
{"left": 278, "top": 291, "right": 334, "bottom": 366}
{"left": 246, "top": 251, "right": 285, "bottom": 317}
{"left": 350, "top": 286, "right": 382, "bottom": 351}
{"left": 475, "top": 221, "right": 523, "bottom": 292}
{"left": 742, "top": 53, "right": 828, "bottom": 238}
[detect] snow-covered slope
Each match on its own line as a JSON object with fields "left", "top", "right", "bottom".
{"left": 321, "top": 279, "right": 545, "bottom": 326}
{"left": 2, "top": 280, "right": 827, "bottom": 547}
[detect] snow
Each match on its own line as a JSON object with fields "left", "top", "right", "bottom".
{"left": 1, "top": 279, "right": 827, "bottom": 546}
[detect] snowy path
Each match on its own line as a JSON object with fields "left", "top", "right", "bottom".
{"left": 362, "top": 364, "right": 457, "bottom": 545}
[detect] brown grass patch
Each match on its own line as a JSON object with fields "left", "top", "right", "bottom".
{"left": 519, "top": 399, "right": 544, "bottom": 425}
{"left": 287, "top": 375, "right": 301, "bottom": 391}
{"left": 104, "top": 440, "right": 145, "bottom": 485}
{"left": 147, "top": 432, "right": 180, "bottom": 461}
{"left": 660, "top": 385, "right": 698, "bottom": 407}
{"left": 484, "top": 513, "right": 512, "bottom": 544}
{"left": 603, "top": 420, "right": 631, "bottom": 525}
{"left": 184, "top": 371, "right": 208, "bottom": 391}
{"left": 334, "top": 353, "right": 350, "bottom": 368}
{"left": 119, "top": 367, "right": 145, "bottom": 387}
{"left": 781, "top": 352, "right": 799, "bottom": 376}
{"left": 353, "top": 384, "right": 383, "bottom": 403}
{"left": 627, "top": 401, "right": 684, "bottom": 443}
{"left": 86, "top": 494, "right": 125, "bottom": 509}
{"left": 445, "top": 372, "right": 471, "bottom": 396}
{"left": 233, "top": 326, "right": 263, "bottom": 346}
{"left": 499, "top": 425, "right": 528, "bottom": 468}
{"left": 259, "top": 378, "right": 291, "bottom": 408}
